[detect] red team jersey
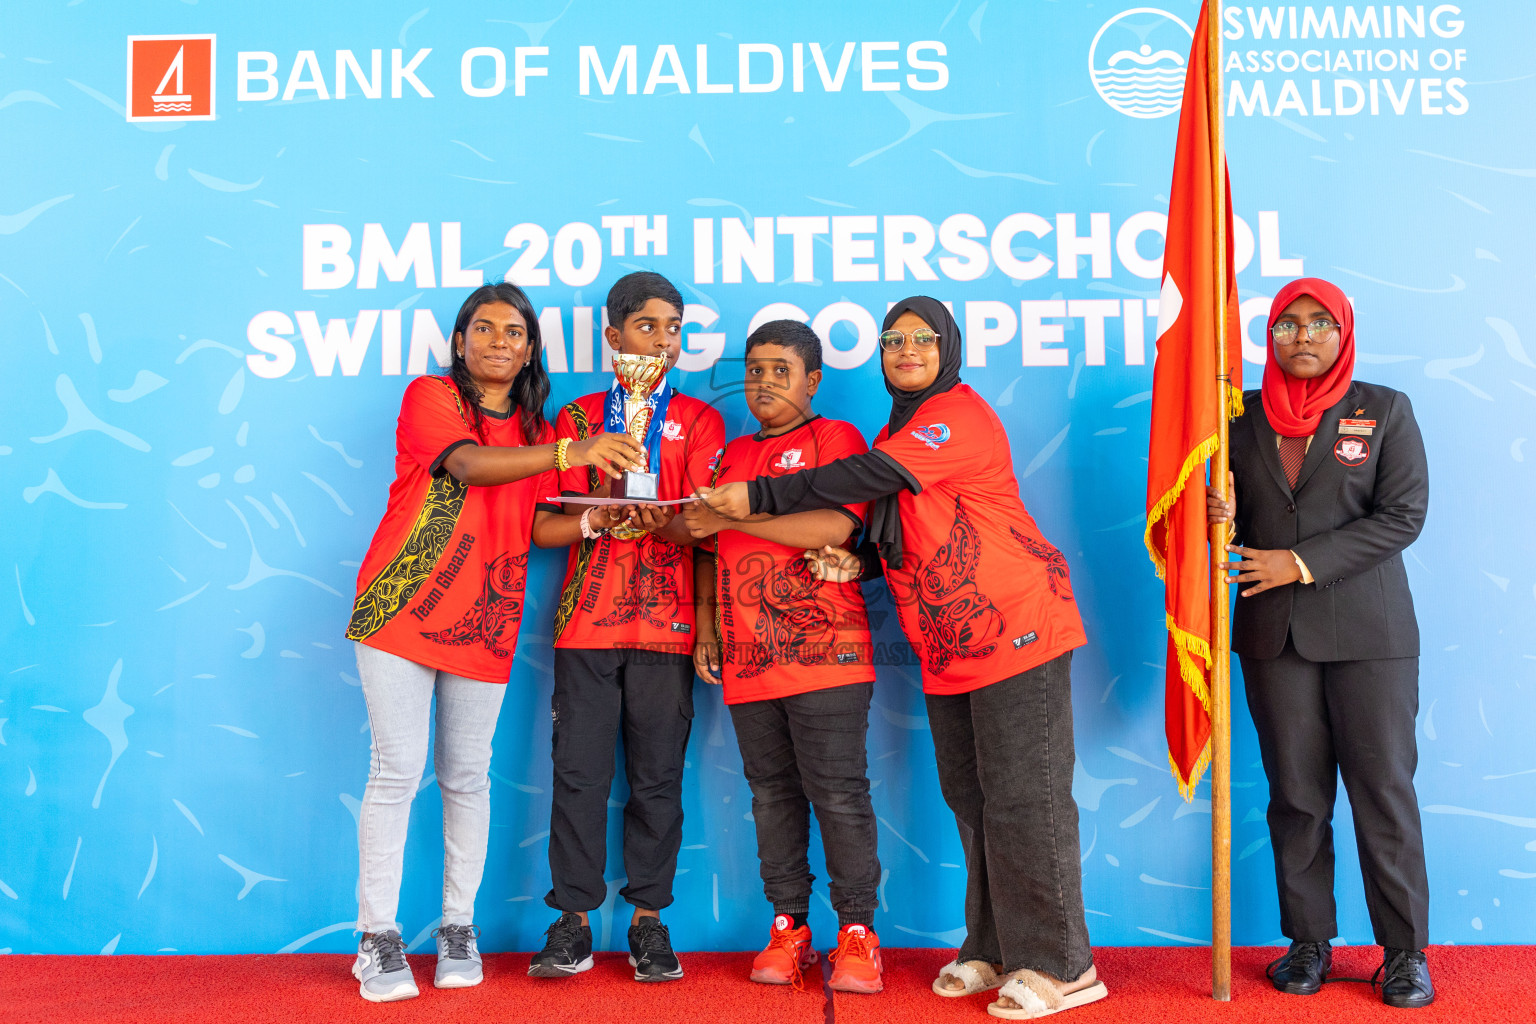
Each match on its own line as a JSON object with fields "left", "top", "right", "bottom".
{"left": 712, "top": 418, "right": 875, "bottom": 705}
{"left": 872, "top": 384, "right": 1086, "bottom": 695}
{"left": 547, "top": 389, "right": 725, "bottom": 654}
{"left": 347, "top": 376, "right": 555, "bottom": 684}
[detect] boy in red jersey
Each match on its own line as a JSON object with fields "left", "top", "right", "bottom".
{"left": 527, "top": 272, "right": 724, "bottom": 984}
{"left": 681, "top": 320, "right": 884, "bottom": 995}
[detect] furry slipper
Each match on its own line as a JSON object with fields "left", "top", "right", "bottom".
{"left": 987, "top": 965, "right": 1108, "bottom": 1019}
{"left": 932, "top": 959, "right": 1003, "bottom": 997}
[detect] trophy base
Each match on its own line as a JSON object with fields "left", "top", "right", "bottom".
{"left": 613, "top": 471, "right": 659, "bottom": 502}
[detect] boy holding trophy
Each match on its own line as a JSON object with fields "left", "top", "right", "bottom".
{"left": 529, "top": 272, "right": 724, "bottom": 983}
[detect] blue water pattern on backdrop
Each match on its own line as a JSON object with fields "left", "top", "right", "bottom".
{"left": 1, "top": 1, "right": 1533, "bottom": 954}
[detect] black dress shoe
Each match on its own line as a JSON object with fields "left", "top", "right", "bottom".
{"left": 1266, "top": 940, "right": 1332, "bottom": 995}
{"left": 1377, "top": 947, "right": 1435, "bottom": 1009}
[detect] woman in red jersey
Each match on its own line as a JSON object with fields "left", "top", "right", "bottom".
{"left": 698, "top": 296, "right": 1106, "bottom": 1020}
{"left": 343, "top": 283, "right": 639, "bottom": 1003}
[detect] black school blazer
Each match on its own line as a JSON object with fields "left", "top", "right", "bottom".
{"left": 1229, "top": 381, "right": 1428, "bottom": 662}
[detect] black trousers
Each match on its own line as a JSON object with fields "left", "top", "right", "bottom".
{"left": 728, "top": 681, "right": 881, "bottom": 926}
{"left": 1241, "top": 635, "right": 1429, "bottom": 950}
{"left": 546, "top": 647, "right": 694, "bottom": 913}
{"left": 924, "top": 653, "right": 1094, "bottom": 979}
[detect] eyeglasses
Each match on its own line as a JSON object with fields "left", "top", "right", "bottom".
{"left": 878, "top": 328, "right": 940, "bottom": 352}
{"left": 1270, "top": 319, "right": 1339, "bottom": 345}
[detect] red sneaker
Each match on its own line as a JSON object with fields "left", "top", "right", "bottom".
{"left": 827, "top": 923, "right": 883, "bottom": 994}
{"left": 750, "top": 915, "right": 818, "bottom": 989}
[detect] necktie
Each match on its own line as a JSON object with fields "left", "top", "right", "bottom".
{"left": 1279, "top": 434, "right": 1309, "bottom": 490}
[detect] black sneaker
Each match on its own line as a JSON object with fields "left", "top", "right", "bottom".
{"left": 528, "top": 912, "right": 594, "bottom": 978}
{"left": 1266, "top": 940, "right": 1331, "bottom": 995}
{"left": 1376, "top": 947, "right": 1435, "bottom": 1009}
{"left": 628, "top": 917, "right": 684, "bottom": 982}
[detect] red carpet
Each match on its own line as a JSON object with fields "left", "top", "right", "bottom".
{"left": 836, "top": 946, "right": 1536, "bottom": 1024}
{"left": 3, "top": 947, "right": 1532, "bottom": 1024}
{"left": 2, "top": 952, "right": 826, "bottom": 1024}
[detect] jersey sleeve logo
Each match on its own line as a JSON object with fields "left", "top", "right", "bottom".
{"left": 909, "top": 423, "right": 951, "bottom": 449}
{"left": 1009, "top": 527, "right": 1075, "bottom": 600}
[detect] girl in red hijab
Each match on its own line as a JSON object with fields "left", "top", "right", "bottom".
{"left": 1260, "top": 277, "right": 1357, "bottom": 437}
{"left": 1209, "top": 277, "right": 1434, "bottom": 1009}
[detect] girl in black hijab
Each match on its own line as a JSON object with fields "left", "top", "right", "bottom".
{"left": 864, "top": 295, "right": 964, "bottom": 568}
{"left": 696, "top": 297, "right": 1106, "bottom": 1019}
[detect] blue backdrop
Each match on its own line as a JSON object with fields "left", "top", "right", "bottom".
{"left": 3, "top": 1, "right": 1534, "bottom": 956}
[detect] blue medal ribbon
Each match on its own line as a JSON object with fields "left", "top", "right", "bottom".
{"left": 604, "top": 376, "right": 671, "bottom": 477}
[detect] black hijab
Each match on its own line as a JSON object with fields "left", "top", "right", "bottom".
{"left": 867, "top": 296, "right": 964, "bottom": 570}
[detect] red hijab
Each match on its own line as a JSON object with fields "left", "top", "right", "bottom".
{"left": 1261, "top": 277, "right": 1356, "bottom": 437}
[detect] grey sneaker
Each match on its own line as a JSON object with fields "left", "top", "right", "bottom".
{"left": 433, "top": 923, "right": 483, "bottom": 989}
{"left": 353, "top": 930, "right": 418, "bottom": 1002}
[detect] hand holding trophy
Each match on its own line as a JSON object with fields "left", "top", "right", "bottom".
{"left": 609, "top": 351, "right": 669, "bottom": 540}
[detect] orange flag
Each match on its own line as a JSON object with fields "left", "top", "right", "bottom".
{"left": 1145, "top": 0, "right": 1243, "bottom": 800}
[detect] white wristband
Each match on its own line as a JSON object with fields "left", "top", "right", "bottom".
{"left": 580, "top": 507, "right": 607, "bottom": 540}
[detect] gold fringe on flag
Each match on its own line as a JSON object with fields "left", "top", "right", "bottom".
{"left": 1143, "top": 431, "right": 1220, "bottom": 580}
{"left": 1170, "top": 741, "right": 1214, "bottom": 802}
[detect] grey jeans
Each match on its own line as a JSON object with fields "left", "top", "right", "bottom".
{"left": 354, "top": 643, "right": 507, "bottom": 934}
{"left": 924, "top": 652, "right": 1094, "bottom": 979}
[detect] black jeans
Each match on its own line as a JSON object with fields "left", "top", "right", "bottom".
{"left": 728, "top": 681, "right": 880, "bottom": 926}
{"left": 546, "top": 647, "right": 694, "bottom": 913}
{"left": 1242, "top": 636, "right": 1429, "bottom": 950}
{"left": 925, "top": 652, "right": 1093, "bottom": 979}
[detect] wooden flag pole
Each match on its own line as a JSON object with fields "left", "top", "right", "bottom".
{"left": 1205, "top": 4, "right": 1235, "bottom": 1004}
{"left": 1204, "top": 1, "right": 1235, "bottom": 1003}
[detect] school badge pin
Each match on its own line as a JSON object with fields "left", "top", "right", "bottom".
{"left": 1334, "top": 435, "right": 1370, "bottom": 465}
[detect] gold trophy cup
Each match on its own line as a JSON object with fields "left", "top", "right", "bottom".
{"left": 610, "top": 352, "right": 668, "bottom": 505}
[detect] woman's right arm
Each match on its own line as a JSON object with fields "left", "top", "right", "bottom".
{"left": 695, "top": 451, "right": 915, "bottom": 522}
{"left": 1290, "top": 390, "right": 1428, "bottom": 582}
{"left": 442, "top": 432, "right": 642, "bottom": 487}
{"left": 749, "top": 450, "right": 919, "bottom": 516}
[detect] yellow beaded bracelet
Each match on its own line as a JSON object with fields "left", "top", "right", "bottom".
{"left": 554, "top": 437, "right": 571, "bottom": 472}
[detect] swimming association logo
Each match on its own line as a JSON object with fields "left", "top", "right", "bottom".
{"left": 126, "top": 35, "right": 216, "bottom": 122}
{"left": 1088, "top": 8, "right": 1192, "bottom": 119}
{"left": 909, "top": 423, "right": 950, "bottom": 450}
